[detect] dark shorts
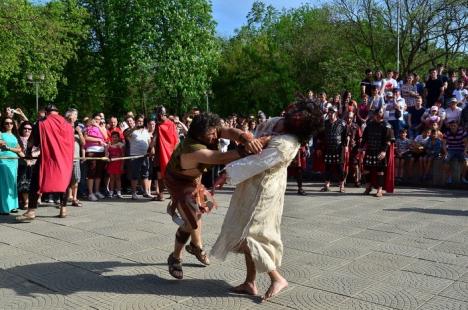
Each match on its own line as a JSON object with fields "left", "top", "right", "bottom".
{"left": 86, "top": 152, "right": 106, "bottom": 179}
{"left": 445, "top": 150, "right": 465, "bottom": 163}
{"left": 129, "top": 156, "right": 149, "bottom": 180}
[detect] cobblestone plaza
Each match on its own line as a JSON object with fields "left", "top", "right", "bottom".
{"left": 0, "top": 184, "right": 467, "bottom": 309}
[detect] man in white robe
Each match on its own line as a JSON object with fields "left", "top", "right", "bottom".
{"left": 211, "top": 103, "right": 322, "bottom": 300}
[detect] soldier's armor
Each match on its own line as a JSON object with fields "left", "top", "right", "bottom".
{"left": 363, "top": 120, "right": 393, "bottom": 167}
{"left": 324, "top": 119, "right": 346, "bottom": 164}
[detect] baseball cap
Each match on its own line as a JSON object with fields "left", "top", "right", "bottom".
{"left": 328, "top": 106, "right": 338, "bottom": 112}
{"left": 386, "top": 91, "right": 394, "bottom": 97}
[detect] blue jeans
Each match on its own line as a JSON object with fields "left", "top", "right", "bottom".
{"left": 388, "top": 120, "right": 400, "bottom": 137}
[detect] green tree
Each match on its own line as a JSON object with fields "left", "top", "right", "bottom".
{"left": 0, "top": 0, "right": 88, "bottom": 115}
{"left": 58, "top": 0, "right": 219, "bottom": 116}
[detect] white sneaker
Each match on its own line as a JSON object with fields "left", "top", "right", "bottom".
{"left": 131, "top": 193, "right": 139, "bottom": 200}
{"left": 116, "top": 192, "right": 123, "bottom": 199}
{"left": 88, "top": 193, "right": 98, "bottom": 201}
{"left": 142, "top": 192, "right": 154, "bottom": 199}
{"left": 95, "top": 192, "right": 105, "bottom": 199}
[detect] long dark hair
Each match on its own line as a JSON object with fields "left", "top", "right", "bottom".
{"left": 187, "top": 112, "right": 221, "bottom": 141}
{"left": 283, "top": 97, "right": 323, "bottom": 144}
{"left": 1, "top": 117, "right": 19, "bottom": 137}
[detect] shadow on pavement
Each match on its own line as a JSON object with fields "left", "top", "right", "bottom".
{"left": 385, "top": 207, "right": 468, "bottom": 216}
{"left": 1, "top": 260, "right": 258, "bottom": 302}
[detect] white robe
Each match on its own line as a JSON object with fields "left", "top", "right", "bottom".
{"left": 211, "top": 122, "right": 299, "bottom": 273}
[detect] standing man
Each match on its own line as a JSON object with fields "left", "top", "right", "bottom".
{"left": 425, "top": 68, "right": 444, "bottom": 108}
{"left": 165, "top": 112, "right": 265, "bottom": 279}
{"left": 361, "top": 69, "right": 373, "bottom": 97}
{"left": 211, "top": 102, "right": 322, "bottom": 301}
{"left": 321, "top": 106, "right": 348, "bottom": 192}
{"left": 362, "top": 108, "right": 395, "bottom": 197}
{"left": 125, "top": 115, "right": 152, "bottom": 199}
{"left": 344, "top": 111, "right": 362, "bottom": 186}
{"left": 150, "top": 106, "right": 179, "bottom": 201}
{"left": 18, "top": 105, "right": 74, "bottom": 221}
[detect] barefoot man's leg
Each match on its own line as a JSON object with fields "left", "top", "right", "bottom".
{"left": 231, "top": 242, "right": 258, "bottom": 296}
{"left": 263, "top": 270, "right": 288, "bottom": 301}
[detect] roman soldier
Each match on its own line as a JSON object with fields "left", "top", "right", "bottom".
{"left": 321, "top": 106, "right": 348, "bottom": 192}
{"left": 361, "top": 107, "right": 395, "bottom": 197}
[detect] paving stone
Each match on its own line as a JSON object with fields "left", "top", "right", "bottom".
{"left": 391, "top": 235, "right": 442, "bottom": 249}
{"left": 353, "top": 283, "right": 434, "bottom": 310}
{"left": 417, "top": 295, "right": 468, "bottom": 310}
{"left": 294, "top": 252, "right": 350, "bottom": 270}
{"left": 304, "top": 271, "right": 376, "bottom": 296}
{"left": 380, "top": 270, "right": 453, "bottom": 294}
{"left": 334, "top": 261, "right": 398, "bottom": 279}
{"left": 338, "top": 298, "right": 395, "bottom": 310}
{"left": 440, "top": 281, "right": 468, "bottom": 302}
{"left": 402, "top": 261, "right": 468, "bottom": 281}
{"left": 432, "top": 241, "right": 468, "bottom": 256}
{"left": 271, "top": 285, "right": 348, "bottom": 309}
{"left": 0, "top": 185, "right": 467, "bottom": 309}
{"left": 351, "top": 229, "right": 401, "bottom": 243}
{"left": 317, "top": 244, "right": 372, "bottom": 259}
{"left": 355, "top": 252, "right": 418, "bottom": 269}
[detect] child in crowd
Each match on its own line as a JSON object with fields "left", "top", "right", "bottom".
{"left": 412, "top": 128, "right": 431, "bottom": 177}
{"left": 421, "top": 129, "right": 444, "bottom": 181}
{"left": 395, "top": 129, "right": 413, "bottom": 180}
{"left": 106, "top": 131, "right": 125, "bottom": 198}
{"left": 422, "top": 106, "right": 441, "bottom": 129}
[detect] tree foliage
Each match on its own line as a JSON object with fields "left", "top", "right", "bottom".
{"left": 56, "top": 0, "right": 219, "bottom": 116}
{"left": 0, "top": 0, "right": 87, "bottom": 115}
{"left": 0, "top": 0, "right": 466, "bottom": 118}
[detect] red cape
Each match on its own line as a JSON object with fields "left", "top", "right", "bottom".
{"left": 157, "top": 120, "right": 178, "bottom": 176}
{"left": 39, "top": 114, "right": 74, "bottom": 193}
{"left": 370, "top": 143, "right": 395, "bottom": 193}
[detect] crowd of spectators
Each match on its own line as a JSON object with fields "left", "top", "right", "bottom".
{"left": 0, "top": 65, "right": 467, "bottom": 214}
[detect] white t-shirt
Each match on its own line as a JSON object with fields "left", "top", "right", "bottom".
{"left": 382, "top": 78, "right": 398, "bottom": 92}
{"left": 444, "top": 107, "right": 462, "bottom": 125}
{"left": 129, "top": 129, "right": 151, "bottom": 155}
{"left": 452, "top": 89, "right": 468, "bottom": 104}
{"left": 396, "top": 97, "right": 406, "bottom": 121}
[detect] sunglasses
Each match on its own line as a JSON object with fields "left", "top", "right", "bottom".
{"left": 4, "top": 122, "right": 13, "bottom": 125}
{"left": 24, "top": 127, "right": 32, "bottom": 130}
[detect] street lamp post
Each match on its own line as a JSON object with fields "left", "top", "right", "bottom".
{"left": 27, "top": 73, "right": 45, "bottom": 113}
{"left": 396, "top": 0, "right": 400, "bottom": 73}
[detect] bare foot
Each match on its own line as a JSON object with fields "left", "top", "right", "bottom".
{"left": 262, "top": 278, "right": 288, "bottom": 301}
{"left": 230, "top": 282, "right": 258, "bottom": 296}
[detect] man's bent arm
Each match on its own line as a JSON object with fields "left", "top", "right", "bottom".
{"left": 184, "top": 149, "right": 241, "bottom": 166}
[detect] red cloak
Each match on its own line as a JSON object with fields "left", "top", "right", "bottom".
{"left": 370, "top": 143, "right": 395, "bottom": 193}
{"left": 157, "top": 120, "right": 179, "bottom": 176}
{"left": 38, "top": 114, "right": 74, "bottom": 193}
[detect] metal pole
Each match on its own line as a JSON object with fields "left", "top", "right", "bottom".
{"left": 205, "top": 93, "right": 209, "bottom": 112}
{"left": 35, "top": 82, "right": 39, "bottom": 113}
{"left": 397, "top": 0, "right": 400, "bottom": 73}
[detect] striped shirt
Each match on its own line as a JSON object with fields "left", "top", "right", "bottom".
{"left": 444, "top": 128, "right": 467, "bottom": 151}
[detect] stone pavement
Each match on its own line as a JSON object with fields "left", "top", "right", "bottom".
{"left": 0, "top": 183, "right": 467, "bottom": 309}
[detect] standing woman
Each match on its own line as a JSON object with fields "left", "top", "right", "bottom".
{"left": 17, "top": 121, "right": 39, "bottom": 209}
{"left": 372, "top": 70, "right": 384, "bottom": 94}
{"left": 0, "top": 117, "right": 24, "bottom": 215}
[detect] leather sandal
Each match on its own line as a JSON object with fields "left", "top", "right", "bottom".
{"left": 185, "top": 243, "right": 210, "bottom": 265}
{"left": 71, "top": 200, "right": 83, "bottom": 207}
{"left": 168, "top": 253, "right": 183, "bottom": 279}
{"left": 152, "top": 193, "right": 164, "bottom": 201}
